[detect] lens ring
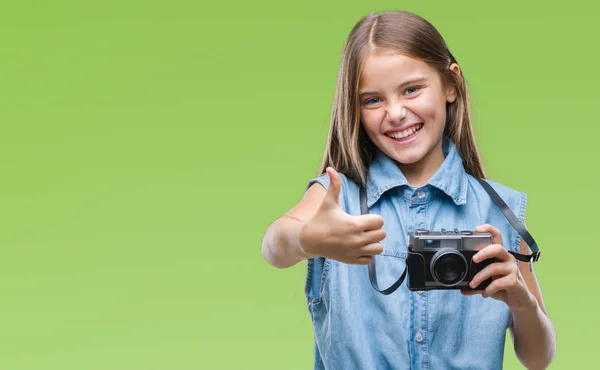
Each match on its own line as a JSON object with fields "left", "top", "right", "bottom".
{"left": 430, "top": 249, "right": 468, "bottom": 287}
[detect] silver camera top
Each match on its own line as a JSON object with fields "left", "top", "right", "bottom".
{"left": 410, "top": 229, "right": 492, "bottom": 252}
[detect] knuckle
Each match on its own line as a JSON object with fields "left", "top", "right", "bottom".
{"left": 343, "top": 247, "right": 357, "bottom": 259}
{"left": 346, "top": 218, "right": 361, "bottom": 231}
{"left": 349, "top": 234, "right": 363, "bottom": 247}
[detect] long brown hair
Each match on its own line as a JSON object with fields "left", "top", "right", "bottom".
{"left": 318, "top": 11, "right": 486, "bottom": 187}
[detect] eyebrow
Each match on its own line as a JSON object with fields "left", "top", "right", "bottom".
{"left": 359, "top": 76, "right": 428, "bottom": 98}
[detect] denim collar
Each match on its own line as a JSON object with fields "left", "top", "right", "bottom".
{"left": 365, "top": 136, "right": 468, "bottom": 207}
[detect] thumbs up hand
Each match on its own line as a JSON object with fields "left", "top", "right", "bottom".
{"left": 298, "top": 167, "right": 386, "bottom": 265}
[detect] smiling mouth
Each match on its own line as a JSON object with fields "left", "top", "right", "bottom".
{"left": 385, "top": 123, "right": 424, "bottom": 141}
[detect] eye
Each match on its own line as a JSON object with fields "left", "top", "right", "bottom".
{"left": 362, "top": 97, "right": 381, "bottom": 106}
{"left": 404, "top": 86, "right": 421, "bottom": 95}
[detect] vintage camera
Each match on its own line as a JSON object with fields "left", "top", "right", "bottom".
{"left": 407, "top": 228, "right": 495, "bottom": 291}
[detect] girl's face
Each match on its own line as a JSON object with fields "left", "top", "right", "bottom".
{"left": 359, "top": 52, "right": 459, "bottom": 168}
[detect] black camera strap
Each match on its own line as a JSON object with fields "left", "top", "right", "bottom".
{"left": 360, "top": 187, "right": 408, "bottom": 295}
{"left": 360, "top": 178, "right": 541, "bottom": 295}
{"left": 474, "top": 178, "right": 540, "bottom": 262}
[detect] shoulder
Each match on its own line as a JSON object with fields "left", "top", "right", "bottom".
{"left": 465, "top": 175, "right": 528, "bottom": 224}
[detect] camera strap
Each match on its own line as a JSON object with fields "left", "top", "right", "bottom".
{"left": 360, "top": 178, "right": 541, "bottom": 295}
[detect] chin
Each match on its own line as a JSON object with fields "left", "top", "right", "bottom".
{"left": 390, "top": 152, "right": 426, "bottom": 165}
{"left": 379, "top": 143, "right": 428, "bottom": 165}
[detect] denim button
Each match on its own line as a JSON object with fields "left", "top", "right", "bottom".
{"left": 416, "top": 331, "right": 423, "bottom": 343}
{"left": 417, "top": 290, "right": 424, "bottom": 295}
{"left": 417, "top": 191, "right": 426, "bottom": 199}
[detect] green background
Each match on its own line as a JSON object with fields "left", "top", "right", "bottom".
{"left": 0, "top": 0, "right": 596, "bottom": 369}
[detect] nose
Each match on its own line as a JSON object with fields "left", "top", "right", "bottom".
{"left": 385, "top": 101, "right": 407, "bottom": 122}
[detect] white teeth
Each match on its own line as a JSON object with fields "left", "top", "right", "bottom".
{"left": 389, "top": 124, "right": 422, "bottom": 139}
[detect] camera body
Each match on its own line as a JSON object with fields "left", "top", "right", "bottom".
{"left": 407, "top": 228, "right": 495, "bottom": 291}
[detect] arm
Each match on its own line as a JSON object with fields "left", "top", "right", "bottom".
{"left": 261, "top": 183, "right": 326, "bottom": 269}
{"left": 509, "top": 237, "right": 557, "bottom": 370}
{"left": 466, "top": 223, "right": 557, "bottom": 370}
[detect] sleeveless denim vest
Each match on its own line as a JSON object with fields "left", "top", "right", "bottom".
{"left": 304, "top": 137, "right": 527, "bottom": 370}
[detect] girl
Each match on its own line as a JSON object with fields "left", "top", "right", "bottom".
{"left": 261, "top": 10, "right": 555, "bottom": 370}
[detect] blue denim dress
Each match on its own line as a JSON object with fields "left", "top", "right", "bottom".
{"left": 304, "top": 137, "right": 526, "bottom": 370}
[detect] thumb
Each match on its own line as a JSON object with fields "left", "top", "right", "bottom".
{"left": 324, "top": 167, "right": 342, "bottom": 206}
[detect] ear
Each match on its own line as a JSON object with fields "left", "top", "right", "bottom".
{"left": 446, "top": 62, "right": 461, "bottom": 103}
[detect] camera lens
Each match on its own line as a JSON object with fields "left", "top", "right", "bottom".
{"left": 430, "top": 250, "right": 468, "bottom": 287}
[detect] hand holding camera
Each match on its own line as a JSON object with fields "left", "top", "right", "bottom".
{"left": 460, "top": 224, "right": 537, "bottom": 311}
{"left": 298, "top": 167, "right": 386, "bottom": 265}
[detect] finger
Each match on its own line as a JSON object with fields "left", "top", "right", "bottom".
{"left": 362, "top": 228, "right": 386, "bottom": 244}
{"left": 355, "top": 255, "right": 374, "bottom": 265}
{"left": 473, "top": 244, "right": 512, "bottom": 263}
{"left": 482, "top": 275, "right": 518, "bottom": 298}
{"left": 469, "top": 261, "right": 515, "bottom": 288}
{"left": 356, "top": 214, "right": 385, "bottom": 231}
{"left": 360, "top": 242, "right": 384, "bottom": 256}
{"left": 324, "top": 167, "right": 342, "bottom": 206}
{"left": 475, "top": 224, "right": 503, "bottom": 245}
{"left": 461, "top": 289, "right": 484, "bottom": 296}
